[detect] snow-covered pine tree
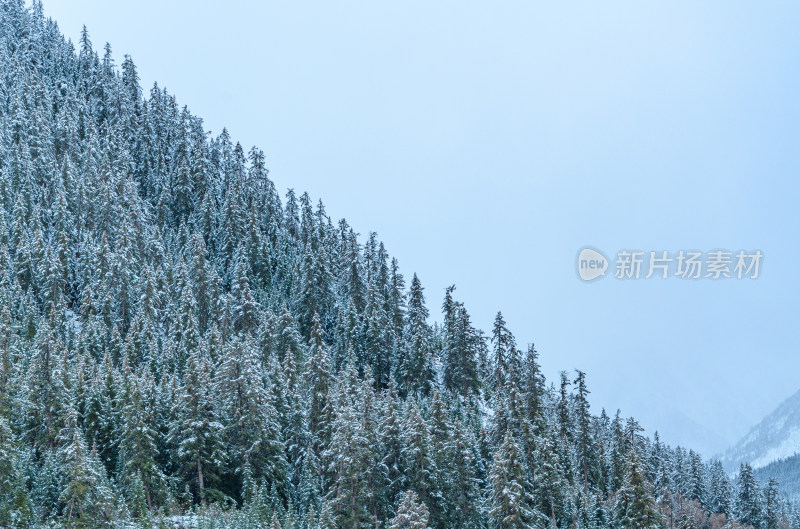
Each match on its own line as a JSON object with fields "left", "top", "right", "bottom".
{"left": 214, "top": 335, "right": 287, "bottom": 501}
{"left": 401, "top": 401, "right": 439, "bottom": 522}
{"left": 489, "top": 430, "right": 542, "bottom": 529}
{"left": 117, "top": 367, "right": 164, "bottom": 513}
{"left": 441, "top": 287, "right": 480, "bottom": 397}
{"left": 321, "top": 366, "right": 374, "bottom": 529}
{"left": 736, "top": 462, "right": 763, "bottom": 529}
{"left": 0, "top": 414, "right": 33, "bottom": 526}
{"left": 491, "top": 311, "right": 517, "bottom": 398}
{"left": 707, "top": 459, "right": 731, "bottom": 517}
{"left": 58, "top": 407, "right": 117, "bottom": 527}
{"left": 389, "top": 491, "right": 432, "bottom": 529}
{"left": 613, "top": 452, "right": 662, "bottom": 529}
{"left": 397, "top": 274, "right": 434, "bottom": 398}
{"left": 168, "top": 344, "right": 226, "bottom": 506}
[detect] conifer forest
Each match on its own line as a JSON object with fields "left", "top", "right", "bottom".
{"left": 0, "top": 2, "right": 796, "bottom": 528}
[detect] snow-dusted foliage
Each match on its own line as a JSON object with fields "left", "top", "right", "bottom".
{"left": 0, "top": 1, "right": 797, "bottom": 528}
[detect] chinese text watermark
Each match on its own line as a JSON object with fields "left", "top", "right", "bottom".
{"left": 577, "top": 248, "right": 762, "bottom": 281}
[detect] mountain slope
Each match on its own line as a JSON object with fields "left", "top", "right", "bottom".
{"left": 755, "top": 454, "right": 800, "bottom": 500}
{"left": 721, "top": 389, "right": 800, "bottom": 472}
{"left": 0, "top": 2, "right": 796, "bottom": 528}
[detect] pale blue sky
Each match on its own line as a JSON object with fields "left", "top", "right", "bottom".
{"left": 43, "top": 0, "right": 800, "bottom": 456}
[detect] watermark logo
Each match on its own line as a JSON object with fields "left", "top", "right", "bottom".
{"left": 577, "top": 248, "right": 609, "bottom": 281}
{"left": 578, "top": 248, "right": 763, "bottom": 282}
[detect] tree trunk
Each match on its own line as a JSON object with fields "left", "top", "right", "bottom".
{"left": 142, "top": 470, "right": 153, "bottom": 511}
{"left": 197, "top": 456, "right": 206, "bottom": 507}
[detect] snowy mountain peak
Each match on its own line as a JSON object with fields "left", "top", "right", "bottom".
{"left": 721, "top": 388, "right": 800, "bottom": 472}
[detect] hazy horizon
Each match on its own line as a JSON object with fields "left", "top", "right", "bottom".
{"left": 43, "top": 0, "right": 800, "bottom": 456}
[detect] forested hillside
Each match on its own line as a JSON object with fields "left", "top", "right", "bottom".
{"left": 0, "top": 1, "right": 797, "bottom": 528}
{"left": 756, "top": 457, "right": 800, "bottom": 502}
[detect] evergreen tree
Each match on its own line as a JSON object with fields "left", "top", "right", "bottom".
{"left": 117, "top": 368, "right": 164, "bottom": 512}
{"left": 521, "top": 344, "right": 545, "bottom": 428}
{"left": 306, "top": 313, "right": 333, "bottom": 451}
{"left": 401, "top": 402, "right": 439, "bottom": 520}
{"left": 491, "top": 312, "right": 516, "bottom": 397}
{"left": 489, "top": 431, "right": 541, "bottom": 529}
{"left": 397, "top": 274, "right": 434, "bottom": 398}
{"left": 736, "top": 463, "right": 763, "bottom": 529}
{"left": 708, "top": 459, "right": 731, "bottom": 516}
{"left": 447, "top": 415, "right": 483, "bottom": 529}
{"left": 390, "top": 491, "right": 432, "bottom": 529}
{"left": 764, "top": 477, "right": 781, "bottom": 529}
{"left": 379, "top": 385, "right": 405, "bottom": 518}
{"left": 531, "top": 428, "right": 567, "bottom": 529}
{"left": 322, "top": 365, "right": 373, "bottom": 529}
{"left": 24, "top": 321, "right": 69, "bottom": 451}
{"left": 573, "top": 370, "right": 592, "bottom": 498}
{"left": 0, "top": 415, "right": 33, "bottom": 526}
{"left": 168, "top": 346, "right": 227, "bottom": 506}
{"left": 58, "top": 408, "right": 116, "bottom": 527}
{"left": 441, "top": 287, "right": 480, "bottom": 397}
{"left": 613, "top": 453, "right": 662, "bottom": 529}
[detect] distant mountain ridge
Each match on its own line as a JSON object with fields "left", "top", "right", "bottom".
{"left": 755, "top": 455, "right": 800, "bottom": 500}
{"left": 721, "top": 388, "right": 800, "bottom": 473}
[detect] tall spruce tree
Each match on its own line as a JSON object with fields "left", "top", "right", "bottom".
{"left": 736, "top": 463, "right": 763, "bottom": 529}
{"left": 397, "top": 274, "right": 434, "bottom": 397}
{"left": 613, "top": 453, "right": 662, "bottom": 529}
{"left": 489, "top": 431, "right": 541, "bottom": 529}
{"left": 168, "top": 346, "right": 227, "bottom": 506}
{"left": 390, "top": 491, "right": 432, "bottom": 529}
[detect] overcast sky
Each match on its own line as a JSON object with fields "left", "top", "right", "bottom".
{"left": 42, "top": 0, "right": 800, "bottom": 456}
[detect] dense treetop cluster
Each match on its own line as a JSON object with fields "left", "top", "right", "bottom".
{"left": 0, "top": 1, "right": 796, "bottom": 528}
